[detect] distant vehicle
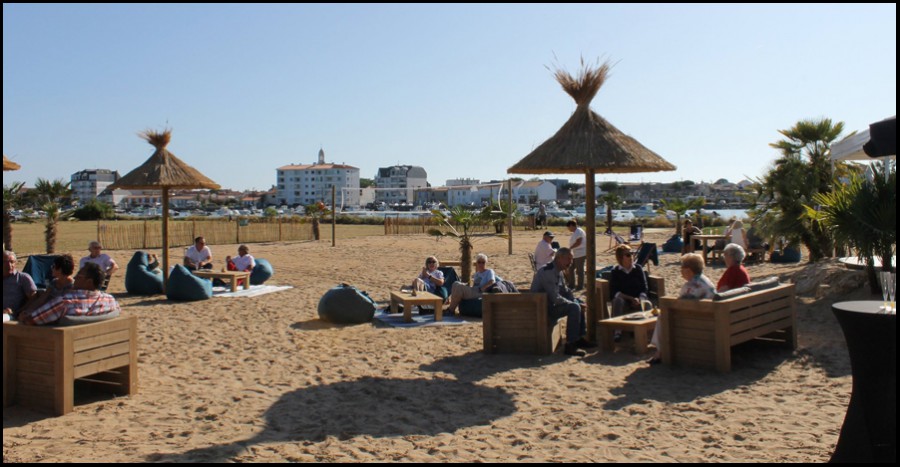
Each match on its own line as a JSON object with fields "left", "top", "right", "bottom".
{"left": 632, "top": 204, "right": 660, "bottom": 218}
{"left": 613, "top": 211, "right": 635, "bottom": 222}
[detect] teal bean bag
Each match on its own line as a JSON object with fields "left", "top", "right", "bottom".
{"left": 166, "top": 264, "right": 212, "bottom": 301}
{"left": 458, "top": 298, "right": 482, "bottom": 318}
{"left": 125, "top": 251, "right": 164, "bottom": 295}
{"left": 771, "top": 247, "right": 802, "bottom": 263}
{"left": 662, "top": 235, "right": 684, "bottom": 253}
{"left": 250, "top": 258, "right": 274, "bottom": 285}
{"left": 318, "top": 284, "right": 377, "bottom": 324}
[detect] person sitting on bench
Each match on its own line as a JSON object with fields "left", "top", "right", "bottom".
{"left": 16, "top": 263, "right": 120, "bottom": 326}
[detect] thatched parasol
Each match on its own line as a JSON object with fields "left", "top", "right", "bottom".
{"left": 109, "top": 129, "right": 220, "bottom": 290}
{"left": 3, "top": 155, "right": 21, "bottom": 171}
{"left": 509, "top": 59, "right": 676, "bottom": 341}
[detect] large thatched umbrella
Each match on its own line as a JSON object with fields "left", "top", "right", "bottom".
{"left": 3, "top": 155, "right": 21, "bottom": 171}
{"left": 108, "top": 129, "right": 220, "bottom": 290}
{"left": 508, "top": 60, "right": 676, "bottom": 342}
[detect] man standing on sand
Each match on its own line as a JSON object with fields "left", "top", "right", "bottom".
{"left": 566, "top": 220, "right": 586, "bottom": 290}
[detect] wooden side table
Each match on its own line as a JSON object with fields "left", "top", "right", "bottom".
{"left": 598, "top": 313, "right": 657, "bottom": 354}
{"left": 390, "top": 291, "right": 444, "bottom": 323}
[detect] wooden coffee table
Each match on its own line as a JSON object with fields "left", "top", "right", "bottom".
{"left": 193, "top": 270, "right": 251, "bottom": 292}
{"left": 598, "top": 313, "right": 658, "bottom": 354}
{"left": 390, "top": 290, "right": 444, "bottom": 323}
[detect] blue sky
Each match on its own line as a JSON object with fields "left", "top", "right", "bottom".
{"left": 3, "top": 4, "right": 896, "bottom": 192}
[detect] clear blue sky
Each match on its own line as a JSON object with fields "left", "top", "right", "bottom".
{"left": 4, "top": 4, "right": 896, "bottom": 192}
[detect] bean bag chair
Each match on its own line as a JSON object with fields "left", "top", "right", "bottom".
{"left": 771, "top": 247, "right": 802, "bottom": 263}
{"left": 458, "top": 298, "right": 482, "bottom": 318}
{"left": 250, "top": 258, "right": 274, "bottom": 285}
{"left": 22, "top": 254, "right": 59, "bottom": 290}
{"left": 436, "top": 266, "right": 459, "bottom": 302}
{"left": 662, "top": 235, "right": 684, "bottom": 253}
{"left": 125, "top": 251, "right": 164, "bottom": 295}
{"left": 318, "top": 284, "right": 377, "bottom": 324}
{"left": 166, "top": 264, "right": 212, "bottom": 301}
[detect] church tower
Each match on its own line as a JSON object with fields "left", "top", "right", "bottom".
{"left": 318, "top": 148, "right": 325, "bottom": 164}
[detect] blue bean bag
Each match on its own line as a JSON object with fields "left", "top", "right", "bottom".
{"left": 318, "top": 284, "right": 377, "bottom": 324}
{"left": 166, "top": 264, "right": 212, "bottom": 301}
{"left": 125, "top": 251, "right": 164, "bottom": 295}
{"left": 250, "top": 258, "right": 274, "bottom": 285}
{"left": 771, "top": 247, "right": 802, "bottom": 263}
{"left": 662, "top": 235, "right": 684, "bottom": 253}
{"left": 458, "top": 298, "right": 482, "bottom": 318}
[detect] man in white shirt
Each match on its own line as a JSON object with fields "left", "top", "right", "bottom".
{"left": 184, "top": 236, "right": 213, "bottom": 271}
{"left": 533, "top": 231, "right": 556, "bottom": 272}
{"left": 566, "top": 220, "right": 587, "bottom": 290}
{"left": 79, "top": 241, "right": 119, "bottom": 289}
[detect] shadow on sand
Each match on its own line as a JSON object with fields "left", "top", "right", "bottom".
{"left": 146, "top": 376, "right": 515, "bottom": 463}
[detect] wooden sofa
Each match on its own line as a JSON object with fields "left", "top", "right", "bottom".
{"left": 482, "top": 293, "right": 565, "bottom": 355}
{"left": 658, "top": 283, "right": 796, "bottom": 372}
{"left": 4, "top": 316, "right": 138, "bottom": 415}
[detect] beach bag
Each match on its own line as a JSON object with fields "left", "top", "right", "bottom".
{"left": 318, "top": 283, "right": 377, "bottom": 324}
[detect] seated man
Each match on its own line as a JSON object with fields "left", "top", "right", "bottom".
{"left": 17, "top": 263, "right": 120, "bottom": 326}
{"left": 609, "top": 244, "right": 649, "bottom": 318}
{"left": 530, "top": 247, "right": 595, "bottom": 357}
{"left": 3, "top": 250, "right": 38, "bottom": 320}
{"left": 682, "top": 219, "right": 702, "bottom": 253}
{"left": 80, "top": 241, "right": 119, "bottom": 288}
{"left": 184, "top": 236, "right": 213, "bottom": 271}
{"left": 533, "top": 231, "right": 556, "bottom": 272}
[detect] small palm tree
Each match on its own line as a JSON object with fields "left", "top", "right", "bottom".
{"left": 429, "top": 206, "right": 480, "bottom": 283}
{"left": 658, "top": 197, "right": 705, "bottom": 236}
{"left": 33, "top": 178, "right": 73, "bottom": 253}
{"left": 3, "top": 181, "right": 26, "bottom": 250}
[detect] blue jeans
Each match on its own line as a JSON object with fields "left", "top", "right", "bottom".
{"left": 550, "top": 301, "right": 586, "bottom": 344}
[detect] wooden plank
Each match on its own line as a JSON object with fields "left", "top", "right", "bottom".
{"left": 672, "top": 317, "right": 715, "bottom": 331}
{"left": 15, "top": 346, "right": 56, "bottom": 362}
{"left": 731, "top": 317, "right": 795, "bottom": 346}
{"left": 74, "top": 329, "right": 131, "bottom": 353}
{"left": 74, "top": 355, "right": 131, "bottom": 379}
{"left": 730, "top": 308, "right": 793, "bottom": 335}
{"left": 670, "top": 327, "right": 714, "bottom": 342}
{"left": 729, "top": 299, "right": 791, "bottom": 324}
{"left": 14, "top": 369, "right": 56, "bottom": 389}
{"left": 74, "top": 342, "right": 131, "bottom": 367}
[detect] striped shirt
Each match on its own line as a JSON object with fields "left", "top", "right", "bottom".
{"left": 19, "top": 289, "right": 120, "bottom": 325}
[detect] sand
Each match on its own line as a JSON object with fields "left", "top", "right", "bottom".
{"left": 3, "top": 229, "right": 863, "bottom": 462}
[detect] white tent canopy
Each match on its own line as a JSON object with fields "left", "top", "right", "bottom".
{"left": 830, "top": 129, "right": 871, "bottom": 161}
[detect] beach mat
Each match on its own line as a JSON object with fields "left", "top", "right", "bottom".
{"left": 212, "top": 284, "right": 293, "bottom": 298}
{"left": 373, "top": 308, "right": 474, "bottom": 328}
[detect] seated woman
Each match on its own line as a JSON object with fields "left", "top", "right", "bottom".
{"left": 648, "top": 253, "right": 716, "bottom": 364}
{"left": 225, "top": 245, "right": 255, "bottom": 286}
{"left": 445, "top": 253, "right": 497, "bottom": 315}
{"left": 682, "top": 219, "right": 702, "bottom": 253}
{"left": 411, "top": 256, "right": 445, "bottom": 295}
{"left": 609, "top": 244, "right": 649, "bottom": 317}
{"left": 717, "top": 244, "right": 751, "bottom": 292}
{"left": 16, "top": 254, "right": 77, "bottom": 318}
{"left": 724, "top": 220, "right": 749, "bottom": 250}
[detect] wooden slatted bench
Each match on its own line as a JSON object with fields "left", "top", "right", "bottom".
{"left": 482, "top": 293, "right": 564, "bottom": 355}
{"left": 3, "top": 316, "right": 138, "bottom": 415}
{"left": 659, "top": 283, "right": 796, "bottom": 372}
{"left": 595, "top": 275, "right": 666, "bottom": 321}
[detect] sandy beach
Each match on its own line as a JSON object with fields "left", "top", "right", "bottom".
{"left": 3, "top": 229, "right": 865, "bottom": 462}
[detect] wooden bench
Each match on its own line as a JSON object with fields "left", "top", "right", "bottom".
{"left": 3, "top": 316, "right": 138, "bottom": 415}
{"left": 482, "top": 293, "right": 565, "bottom": 355}
{"left": 659, "top": 283, "right": 796, "bottom": 372}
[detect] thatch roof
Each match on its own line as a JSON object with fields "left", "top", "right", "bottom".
{"left": 109, "top": 129, "right": 220, "bottom": 190}
{"left": 3, "top": 155, "right": 21, "bottom": 171}
{"left": 508, "top": 60, "right": 676, "bottom": 175}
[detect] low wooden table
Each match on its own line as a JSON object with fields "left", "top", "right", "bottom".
{"left": 598, "top": 313, "right": 657, "bottom": 354}
{"left": 193, "top": 270, "right": 251, "bottom": 292}
{"left": 694, "top": 234, "right": 728, "bottom": 265}
{"left": 390, "top": 291, "right": 444, "bottom": 323}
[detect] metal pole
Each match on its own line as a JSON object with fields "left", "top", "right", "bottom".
{"left": 507, "top": 179, "right": 513, "bottom": 255}
{"left": 332, "top": 185, "right": 336, "bottom": 247}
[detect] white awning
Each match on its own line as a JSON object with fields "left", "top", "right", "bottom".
{"left": 830, "top": 130, "right": 871, "bottom": 161}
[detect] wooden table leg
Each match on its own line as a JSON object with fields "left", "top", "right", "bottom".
{"left": 434, "top": 299, "right": 443, "bottom": 321}
{"left": 599, "top": 323, "right": 615, "bottom": 352}
{"left": 390, "top": 297, "right": 399, "bottom": 314}
{"left": 634, "top": 326, "right": 649, "bottom": 354}
{"left": 403, "top": 300, "right": 412, "bottom": 323}
{"left": 242, "top": 273, "right": 250, "bottom": 290}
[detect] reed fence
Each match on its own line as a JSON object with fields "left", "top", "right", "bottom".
{"left": 98, "top": 219, "right": 314, "bottom": 250}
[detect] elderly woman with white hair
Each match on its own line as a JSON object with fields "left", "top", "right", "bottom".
{"left": 717, "top": 243, "right": 751, "bottom": 292}
{"left": 445, "top": 253, "right": 497, "bottom": 315}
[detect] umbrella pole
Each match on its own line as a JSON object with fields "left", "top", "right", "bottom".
{"left": 507, "top": 179, "right": 513, "bottom": 255}
{"left": 585, "top": 170, "right": 597, "bottom": 342}
{"left": 162, "top": 189, "right": 170, "bottom": 292}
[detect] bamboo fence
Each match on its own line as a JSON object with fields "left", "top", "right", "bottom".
{"left": 98, "top": 219, "right": 314, "bottom": 250}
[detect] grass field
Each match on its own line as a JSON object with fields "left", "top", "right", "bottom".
{"left": 6, "top": 220, "right": 388, "bottom": 256}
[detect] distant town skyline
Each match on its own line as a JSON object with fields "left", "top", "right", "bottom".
{"left": 4, "top": 4, "right": 896, "bottom": 192}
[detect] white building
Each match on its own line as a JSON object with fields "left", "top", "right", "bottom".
{"left": 276, "top": 149, "right": 360, "bottom": 207}
{"left": 374, "top": 165, "right": 428, "bottom": 206}
{"left": 511, "top": 180, "right": 557, "bottom": 204}
{"left": 71, "top": 169, "right": 119, "bottom": 203}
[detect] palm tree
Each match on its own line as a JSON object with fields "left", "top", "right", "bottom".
{"left": 429, "top": 206, "right": 480, "bottom": 283}
{"left": 32, "top": 178, "right": 72, "bottom": 253}
{"left": 3, "top": 181, "right": 26, "bottom": 250}
{"left": 658, "top": 197, "right": 705, "bottom": 236}
{"left": 810, "top": 163, "right": 896, "bottom": 293}
{"left": 753, "top": 118, "right": 847, "bottom": 261}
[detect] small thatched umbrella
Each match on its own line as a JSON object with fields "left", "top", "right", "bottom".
{"left": 508, "top": 60, "right": 676, "bottom": 341}
{"left": 3, "top": 155, "right": 21, "bottom": 171}
{"left": 109, "top": 129, "right": 220, "bottom": 290}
